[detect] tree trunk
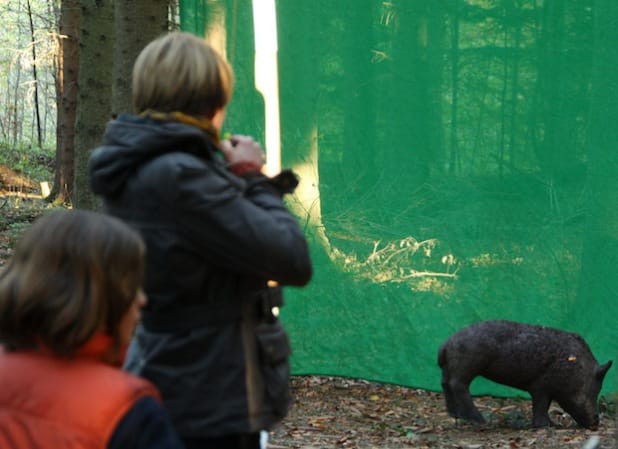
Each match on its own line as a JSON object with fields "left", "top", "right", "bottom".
{"left": 379, "top": 1, "right": 444, "bottom": 223}
{"left": 449, "top": 0, "right": 460, "bottom": 175}
{"left": 50, "top": 0, "right": 80, "bottom": 204}
{"left": 26, "top": 0, "right": 42, "bottom": 147}
{"left": 113, "top": 0, "right": 169, "bottom": 115}
{"left": 575, "top": 0, "right": 618, "bottom": 339}
{"left": 277, "top": 0, "right": 330, "bottom": 252}
{"left": 73, "top": 0, "right": 114, "bottom": 210}
{"left": 534, "top": 1, "right": 591, "bottom": 195}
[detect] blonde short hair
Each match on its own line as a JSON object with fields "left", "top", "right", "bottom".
{"left": 132, "top": 32, "right": 234, "bottom": 117}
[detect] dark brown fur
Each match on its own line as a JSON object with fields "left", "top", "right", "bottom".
{"left": 438, "top": 320, "right": 612, "bottom": 428}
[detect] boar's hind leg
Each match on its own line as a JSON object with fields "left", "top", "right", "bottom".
{"left": 530, "top": 391, "right": 553, "bottom": 428}
{"left": 442, "top": 377, "right": 485, "bottom": 424}
{"left": 442, "top": 379, "right": 459, "bottom": 417}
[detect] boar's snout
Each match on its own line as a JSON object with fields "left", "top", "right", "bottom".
{"left": 583, "top": 413, "right": 599, "bottom": 430}
{"left": 567, "top": 406, "right": 600, "bottom": 430}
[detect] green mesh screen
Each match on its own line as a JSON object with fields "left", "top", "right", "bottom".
{"left": 180, "top": 0, "right": 617, "bottom": 397}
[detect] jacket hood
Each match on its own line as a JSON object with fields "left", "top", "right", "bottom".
{"left": 88, "top": 114, "right": 218, "bottom": 197}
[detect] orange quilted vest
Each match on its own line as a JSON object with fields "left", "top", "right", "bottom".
{"left": 0, "top": 341, "right": 160, "bottom": 449}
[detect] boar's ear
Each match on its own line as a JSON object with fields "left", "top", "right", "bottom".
{"left": 596, "top": 361, "right": 612, "bottom": 381}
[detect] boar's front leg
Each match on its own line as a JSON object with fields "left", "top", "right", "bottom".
{"left": 530, "top": 391, "right": 554, "bottom": 428}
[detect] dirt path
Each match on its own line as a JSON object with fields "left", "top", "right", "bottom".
{"left": 269, "top": 376, "right": 616, "bottom": 449}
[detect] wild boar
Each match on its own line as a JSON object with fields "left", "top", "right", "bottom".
{"left": 437, "top": 320, "right": 612, "bottom": 429}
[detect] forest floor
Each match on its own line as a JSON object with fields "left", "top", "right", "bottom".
{"left": 0, "top": 180, "right": 615, "bottom": 449}
{"left": 269, "top": 376, "right": 616, "bottom": 449}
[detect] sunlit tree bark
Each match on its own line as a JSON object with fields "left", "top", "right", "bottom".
{"left": 50, "top": 0, "right": 79, "bottom": 204}
{"left": 276, "top": 1, "right": 331, "bottom": 253}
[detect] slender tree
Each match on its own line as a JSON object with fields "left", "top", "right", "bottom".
{"left": 378, "top": 0, "right": 444, "bottom": 223}
{"left": 340, "top": 0, "right": 377, "bottom": 200}
{"left": 448, "top": 0, "right": 460, "bottom": 175}
{"left": 50, "top": 0, "right": 80, "bottom": 204}
{"left": 26, "top": 0, "right": 42, "bottom": 147}
{"left": 534, "top": 1, "right": 592, "bottom": 196}
{"left": 575, "top": 0, "right": 618, "bottom": 336}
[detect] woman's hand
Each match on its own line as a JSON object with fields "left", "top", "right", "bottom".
{"left": 220, "top": 135, "right": 266, "bottom": 174}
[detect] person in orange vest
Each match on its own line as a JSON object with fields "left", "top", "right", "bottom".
{"left": 0, "top": 209, "right": 185, "bottom": 449}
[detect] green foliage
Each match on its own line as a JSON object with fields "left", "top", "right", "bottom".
{"left": 5, "top": 221, "right": 31, "bottom": 247}
{"left": 0, "top": 199, "right": 42, "bottom": 246}
{"left": 0, "top": 141, "right": 54, "bottom": 183}
{"left": 0, "top": 200, "right": 67, "bottom": 267}
{"left": 0, "top": 1, "right": 57, "bottom": 156}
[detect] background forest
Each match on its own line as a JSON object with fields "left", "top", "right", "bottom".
{"left": 0, "top": 1, "right": 616, "bottom": 447}
{"left": 0, "top": 0, "right": 175, "bottom": 205}
{"left": 184, "top": 0, "right": 618, "bottom": 397}
{"left": 1, "top": 0, "right": 57, "bottom": 180}
{"left": 1, "top": 0, "right": 617, "bottom": 400}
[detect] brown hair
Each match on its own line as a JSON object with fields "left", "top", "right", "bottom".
{"left": 132, "top": 31, "right": 234, "bottom": 118}
{"left": 0, "top": 209, "right": 145, "bottom": 358}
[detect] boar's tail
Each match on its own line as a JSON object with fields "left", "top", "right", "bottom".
{"left": 437, "top": 344, "right": 448, "bottom": 369}
{"left": 437, "top": 345, "right": 452, "bottom": 387}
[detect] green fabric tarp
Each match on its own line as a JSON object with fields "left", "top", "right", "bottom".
{"left": 180, "top": 0, "right": 617, "bottom": 398}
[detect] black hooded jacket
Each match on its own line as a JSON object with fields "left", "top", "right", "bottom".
{"left": 88, "top": 114, "right": 312, "bottom": 439}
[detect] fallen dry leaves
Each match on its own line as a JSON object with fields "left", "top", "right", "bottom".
{"left": 269, "top": 376, "right": 616, "bottom": 449}
{"left": 0, "top": 196, "right": 614, "bottom": 448}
